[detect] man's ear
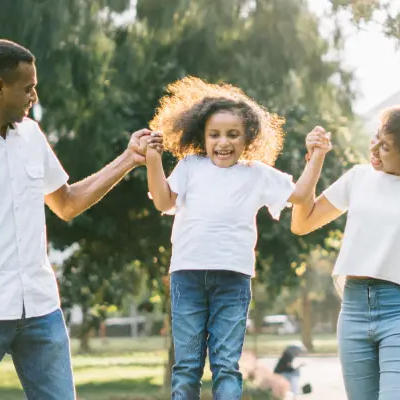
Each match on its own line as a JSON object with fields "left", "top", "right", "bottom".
{"left": 0, "top": 78, "right": 4, "bottom": 94}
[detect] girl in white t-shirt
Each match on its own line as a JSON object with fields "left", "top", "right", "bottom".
{"left": 291, "top": 106, "right": 400, "bottom": 400}
{"left": 141, "top": 76, "right": 331, "bottom": 399}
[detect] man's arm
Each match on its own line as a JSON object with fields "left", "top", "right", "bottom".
{"left": 45, "top": 129, "right": 163, "bottom": 221}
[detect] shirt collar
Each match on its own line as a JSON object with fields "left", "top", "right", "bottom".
{"left": 7, "top": 122, "right": 21, "bottom": 136}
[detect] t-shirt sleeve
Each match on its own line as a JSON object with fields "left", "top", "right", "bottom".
{"left": 258, "top": 162, "right": 295, "bottom": 220}
{"left": 323, "top": 166, "right": 357, "bottom": 212}
{"left": 36, "top": 123, "right": 69, "bottom": 195}
{"left": 167, "top": 157, "right": 189, "bottom": 198}
{"left": 162, "top": 156, "right": 190, "bottom": 214}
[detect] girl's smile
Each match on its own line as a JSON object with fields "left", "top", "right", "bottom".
{"left": 205, "top": 111, "right": 246, "bottom": 168}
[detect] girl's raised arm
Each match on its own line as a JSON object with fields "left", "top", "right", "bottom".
{"left": 142, "top": 134, "right": 178, "bottom": 212}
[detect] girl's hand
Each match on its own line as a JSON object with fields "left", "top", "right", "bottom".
{"left": 306, "top": 126, "right": 332, "bottom": 159}
{"left": 137, "top": 132, "right": 164, "bottom": 157}
{"left": 148, "top": 132, "right": 164, "bottom": 155}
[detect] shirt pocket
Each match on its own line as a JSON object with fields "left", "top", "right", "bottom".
{"left": 24, "top": 164, "right": 45, "bottom": 198}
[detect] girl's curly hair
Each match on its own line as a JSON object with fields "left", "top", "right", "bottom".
{"left": 150, "top": 76, "right": 285, "bottom": 165}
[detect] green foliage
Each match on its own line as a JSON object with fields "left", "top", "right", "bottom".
{"left": 329, "top": 0, "right": 400, "bottom": 39}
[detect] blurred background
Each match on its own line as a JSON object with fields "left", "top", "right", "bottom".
{"left": 0, "top": 0, "right": 399, "bottom": 399}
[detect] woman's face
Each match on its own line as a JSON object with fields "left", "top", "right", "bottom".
{"left": 370, "top": 128, "right": 400, "bottom": 176}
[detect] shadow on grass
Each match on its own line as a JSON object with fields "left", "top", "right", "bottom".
{"left": 0, "top": 388, "right": 24, "bottom": 400}
{"left": 0, "top": 377, "right": 274, "bottom": 400}
{"left": 77, "top": 378, "right": 273, "bottom": 400}
{"left": 77, "top": 377, "right": 168, "bottom": 400}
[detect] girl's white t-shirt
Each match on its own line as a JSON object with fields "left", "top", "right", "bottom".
{"left": 165, "top": 155, "right": 295, "bottom": 276}
{"left": 323, "top": 164, "right": 400, "bottom": 294}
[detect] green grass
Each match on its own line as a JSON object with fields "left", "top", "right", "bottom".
{"left": 68, "top": 333, "right": 338, "bottom": 357}
{"left": 0, "top": 334, "right": 337, "bottom": 399}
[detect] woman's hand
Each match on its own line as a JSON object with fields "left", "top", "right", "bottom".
{"left": 306, "top": 126, "right": 332, "bottom": 161}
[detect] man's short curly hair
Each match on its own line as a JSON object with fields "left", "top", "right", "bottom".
{"left": 150, "top": 76, "right": 285, "bottom": 165}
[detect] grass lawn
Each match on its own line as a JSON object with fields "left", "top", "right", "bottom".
{"left": 0, "top": 333, "right": 337, "bottom": 399}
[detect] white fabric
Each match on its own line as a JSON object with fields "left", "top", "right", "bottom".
{"left": 165, "top": 155, "right": 295, "bottom": 276}
{"left": 0, "top": 118, "right": 68, "bottom": 320}
{"left": 323, "top": 164, "right": 400, "bottom": 295}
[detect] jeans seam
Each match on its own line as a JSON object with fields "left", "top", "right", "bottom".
{"left": 368, "top": 291, "right": 379, "bottom": 337}
{"left": 13, "top": 356, "right": 34, "bottom": 400}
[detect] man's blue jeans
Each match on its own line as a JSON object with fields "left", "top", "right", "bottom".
{"left": 170, "top": 270, "right": 251, "bottom": 400}
{"left": 338, "top": 278, "right": 400, "bottom": 400}
{"left": 0, "top": 308, "right": 75, "bottom": 399}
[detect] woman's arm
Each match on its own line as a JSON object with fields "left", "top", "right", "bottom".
{"left": 291, "top": 193, "right": 343, "bottom": 235}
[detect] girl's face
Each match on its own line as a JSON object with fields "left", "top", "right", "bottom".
{"left": 204, "top": 111, "right": 246, "bottom": 168}
{"left": 370, "top": 128, "right": 400, "bottom": 175}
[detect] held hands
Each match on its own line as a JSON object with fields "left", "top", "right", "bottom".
{"left": 138, "top": 131, "right": 164, "bottom": 157}
{"left": 305, "top": 126, "right": 332, "bottom": 161}
{"left": 127, "top": 129, "right": 164, "bottom": 165}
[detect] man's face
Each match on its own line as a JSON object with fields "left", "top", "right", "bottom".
{"left": 0, "top": 62, "right": 38, "bottom": 126}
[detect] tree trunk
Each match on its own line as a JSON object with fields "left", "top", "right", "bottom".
{"left": 163, "top": 275, "right": 174, "bottom": 390}
{"left": 301, "top": 288, "right": 314, "bottom": 352}
{"left": 80, "top": 330, "right": 91, "bottom": 353}
{"left": 79, "top": 309, "right": 92, "bottom": 353}
{"left": 164, "top": 331, "right": 175, "bottom": 390}
{"left": 330, "top": 301, "right": 341, "bottom": 334}
{"left": 251, "top": 279, "right": 259, "bottom": 356}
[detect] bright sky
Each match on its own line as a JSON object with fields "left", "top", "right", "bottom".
{"left": 308, "top": 0, "right": 400, "bottom": 115}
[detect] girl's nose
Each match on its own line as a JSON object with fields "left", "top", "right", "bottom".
{"left": 219, "top": 135, "right": 230, "bottom": 144}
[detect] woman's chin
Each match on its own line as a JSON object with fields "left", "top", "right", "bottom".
{"left": 371, "top": 159, "right": 383, "bottom": 171}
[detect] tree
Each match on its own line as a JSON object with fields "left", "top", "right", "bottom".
{"left": 329, "top": 0, "right": 400, "bottom": 39}
{"left": 1, "top": 0, "right": 360, "bottom": 360}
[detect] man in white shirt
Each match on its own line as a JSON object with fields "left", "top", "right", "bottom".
{"left": 0, "top": 39, "right": 161, "bottom": 399}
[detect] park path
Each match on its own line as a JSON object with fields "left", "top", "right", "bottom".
{"left": 260, "top": 356, "right": 347, "bottom": 400}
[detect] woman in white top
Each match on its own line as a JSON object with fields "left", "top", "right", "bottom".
{"left": 291, "top": 106, "right": 400, "bottom": 400}
{"left": 140, "top": 76, "right": 331, "bottom": 400}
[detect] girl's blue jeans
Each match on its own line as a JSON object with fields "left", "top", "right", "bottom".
{"left": 170, "top": 270, "right": 251, "bottom": 400}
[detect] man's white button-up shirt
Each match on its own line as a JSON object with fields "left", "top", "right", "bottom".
{"left": 0, "top": 118, "right": 68, "bottom": 320}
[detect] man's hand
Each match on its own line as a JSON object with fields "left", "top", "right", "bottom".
{"left": 127, "top": 129, "right": 164, "bottom": 165}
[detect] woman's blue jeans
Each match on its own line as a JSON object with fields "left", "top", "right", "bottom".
{"left": 338, "top": 278, "right": 400, "bottom": 400}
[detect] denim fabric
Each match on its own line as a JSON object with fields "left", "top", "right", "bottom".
{"left": 279, "top": 370, "right": 300, "bottom": 395}
{"left": 0, "top": 308, "right": 75, "bottom": 399}
{"left": 338, "top": 279, "right": 400, "bottom": 400}
{"left": 170, "top": 270, "right": 251, "bottom": 400}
